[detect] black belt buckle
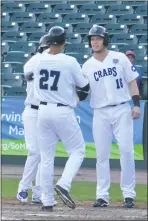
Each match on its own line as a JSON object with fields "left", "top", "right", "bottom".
{"left": 31, "top": 105, "right": 39, "bottom": 110}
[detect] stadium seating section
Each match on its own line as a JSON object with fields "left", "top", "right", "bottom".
{"left": 1, "top": 0, "right": 148, "bottom": 99}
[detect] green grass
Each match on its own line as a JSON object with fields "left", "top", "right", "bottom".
{"left": 2, "top": 178, "right": 147, "bottom": 203}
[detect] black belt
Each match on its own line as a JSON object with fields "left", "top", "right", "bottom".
{"left": 108, "top": 102, "right": 125, "bottom": 107}
{"left": 31, "top": 104, "right": 39, "bottom": 110}
{"left": 40, "top": 102, "right": 68, "bottom": 107}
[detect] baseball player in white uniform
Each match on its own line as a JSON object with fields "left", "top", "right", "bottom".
{"left": 17, "top": 36, "right": 50, "bottom": 204}
{"left": 25, "top": 26, "right": 89, "bottom": 211}
{"left": 82, "top": 25, "right": 141, "bottom": 208}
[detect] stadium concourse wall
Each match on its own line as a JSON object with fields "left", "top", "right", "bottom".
{"left": 1, "top": 97, "right": 147, "bottom": 170}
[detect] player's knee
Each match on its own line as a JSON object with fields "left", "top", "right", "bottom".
{"left": 119, "top": 144, "right": 134, "bottom": 153}
{"left": 28, "top": 150, "right": 40, "bottom": 159}
{"left": 120, "top": 151, "right": 134, "bottom": 159}
{"left": 69, "top": 147, "right": 85, "bottom": 160}
{"left": 96, "top": 153, "right": 110, "bottom": 162}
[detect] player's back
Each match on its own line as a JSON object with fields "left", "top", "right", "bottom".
{"left": 24, "top": 53, "right": 42, "bottom": 106}
{"left": 33, "top": 53, "right": 80, "bottom": 108}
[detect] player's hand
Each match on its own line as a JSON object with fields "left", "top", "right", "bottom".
{"left": 131, "top": 106, "right": 140, "bottom": 119}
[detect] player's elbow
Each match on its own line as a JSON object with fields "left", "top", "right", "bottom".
{"left": 25, "top": 73, "right": 34, "bottom": 82}
{"left": 76, "top": 83, "right": 90, "bottom": 101}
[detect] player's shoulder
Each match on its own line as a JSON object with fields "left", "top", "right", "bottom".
{"left": 62, "top": 53, "right": 78, "bottom": 63}
{"left": 26, "top": 52, "right": 41, "bottom": 64}
{"left": 109, "top": 50, "right": 127, "bottom": 60}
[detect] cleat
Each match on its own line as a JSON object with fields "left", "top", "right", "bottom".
{"left": 54, "top": 185, "right": 76, "bottom": 209}
{"left": 53, "top": 200, "right": 58, "bottom": 206}
{"left": 31, "top": 197, "right": 42, "bottom": 205}
{"left": 93, "top": 198, "right": 109, "bottom": 207}
{"left": 17, "top": 190, "right": 28, "bottom": 203}
{"left": 124, "top": 198, "right": 135, "bottom": 208}
{"left": 31, "top": 198, "right": 57, "bottom": 206}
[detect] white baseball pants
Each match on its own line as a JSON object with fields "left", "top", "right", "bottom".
{"left": 37, "top": 103, "right": 85, "bottom": 206}
{"left": 18, "top": 105, "right": 41, "bottom": 199}
{"left": 93, "top": 103, "right": 136, "bottom": 203}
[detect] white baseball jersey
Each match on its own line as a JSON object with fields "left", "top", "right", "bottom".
{"left": 24, "top": 53, "right": 42, "bottom": 106}
{"left": 82, "top": 51, "right": 139, "bottom": 109}
{"left": 29, "top": 53, "right": 88, "bottom": 108}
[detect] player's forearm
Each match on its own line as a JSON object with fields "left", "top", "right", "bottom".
{"left": 128, "top": 79, "right": 140, "bottom": 107}
{"left": 128, "top": 79, "right": 139, "bottom": 96}
{"left": 76, "top": 83, "right": 90, "bottom": 101}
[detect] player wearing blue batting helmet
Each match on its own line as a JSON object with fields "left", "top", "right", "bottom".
{"left": 88, "top": 24, "right": 109, "bottom": 47}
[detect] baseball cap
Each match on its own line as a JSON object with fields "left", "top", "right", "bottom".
{"left": 125, "top": 50, "right": 136, "bottom": 57}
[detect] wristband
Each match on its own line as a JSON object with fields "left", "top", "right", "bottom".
{"left": 132, "top": 95, "right": 140, "bottom": 107}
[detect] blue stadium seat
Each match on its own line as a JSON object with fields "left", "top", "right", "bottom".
{"left": 83, "top": 34, "right": 89, "bottom": 43}
{"left": 129, "top": 24, "right": 147, "bottom": 36}
{"left": 118, "top": 14, "right": 144, "bottom": 25}
{"left": 139, "top": 35, "right": 147, "bottom": 45}
{"left": 121, "top": 1, "right": 146, "bottom": 7}
{"left": 107, "top": 4, "right": 134, "bottom": 16}
{"left": 2, "top": 2, "right": 26, "bottom": 12}
{"left": 79, "top": 4, "right": 106, "bottom": 15}
{"left": 108, "top": 44, "right": 119, "bottom": 52}
{"left": 105, "top": 24, "right": 128, "bottom": 35}
{"left": 4, "top": 86, "right": 27, "bottom": 96}
{"left": 10, "top": 1, "right": 39, "bottom": 4}
{"left": 2, "top": 63, "right": 13, "bottom": 75}
{"left": 53, "top": 3, "right": 78, "bottom": 14}
{"left": 36, "top": 12, "right": 62, "bottom": 23}
{"left": 2, "top": 12, "right": 10, "bottom": 21}
{"left": 111, "top": 34, "right": 138, "bottom": 45}
{"left": 2, "top": 21, "right": 19, "bottom": 32}
{"left": 10, "top": 42, "right": 36, "bottom": 54}
{"left": 2, "top": 32, "right": 27, "bottom": 43}
{"left": 67, "top": 1, "right": 94, "bottom": 6}
{"left": 95, "top": 1, "right": 121, "bottom": 8}
{"left": 10, "top": 63, "right": 24, "bottom": 74}
{"left": 90, "top": 14, "right": 117, "bottom": 24}
{"left": 63, "top": 13, "right": 89, "bottom": 24}
{"left": 28, "top": 32, "right": 46, "bottom": 43}
{"left": 11, "top": 12, "right": 36, "bottom": 22}
{"left": 65, "top": 43, "right": 90, "bottom": 54}
{"left": 26, "top": 2, "right": 52, "bottom": 13}
{"left": 66, "top": 52, "right": 89, "bottom": 65}
{"left": 2, "top": 73, "right": 24, "bottom": 87}
{"left": 135, "top": 5, "right": 147, "bottom": 16}
{"left": 19, "top": 22, "right": 46, "bottom": 33}
{"left": 1, "top": 85, "right": 12, "bottom": 96}
{"left": 120, "top": 44, "right": 147, "bottom": 56}
{"left": 136, "top": 55, "right": 147, "bottom": 67}
{"left": 140, "top": 78, "right": 148, "bottom": 100}
{"left": 74, "top": 23, "right": 93, "bottom": 34}
{"left": 66, "top": 33, "right": 82, "bottom": 43}
{"left": 2, "top": 42, "right": 10, "bottom": 55}
{"left": 4, "top": 51, "right": 31, "bottom": 63}
{"left": 40, "top": 1, "right": 67, "bottom": 6}
{"left": 140, "top": 65, "right": 147, "bottom": 77}
{"left": 46, "top": 22, "right": 73, "bottom": 33}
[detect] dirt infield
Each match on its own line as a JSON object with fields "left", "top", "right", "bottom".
{"left": 2, "top": 199, "right": 147, "bottom": 220}
{"left": 2, "top": 165, "right": 147, "bottom": 220}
